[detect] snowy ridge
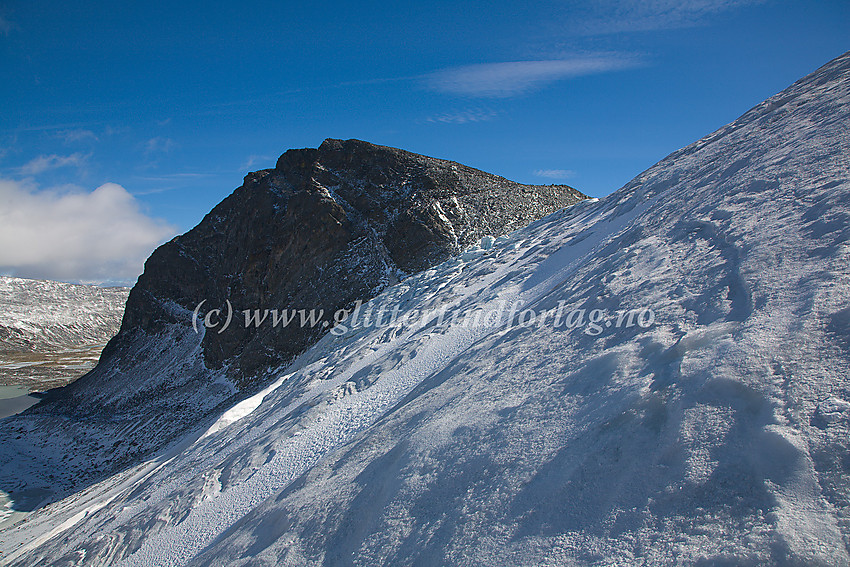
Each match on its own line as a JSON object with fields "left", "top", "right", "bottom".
{"left": 2, "top": 52, "right": 850, "bottom": 565}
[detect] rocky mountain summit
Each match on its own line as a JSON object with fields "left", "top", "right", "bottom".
{"left": 118, "top": 138, "right": 585, "bottom": 384}
{"left": 0, "top": 140, "right": 584, "bottom": 499}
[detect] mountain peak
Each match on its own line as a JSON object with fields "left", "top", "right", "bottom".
{"left": 7, "top": 140, "right": 585, "bottom": 495}
{"left": 126, "top": 139, "right": 585, "bottom": 378}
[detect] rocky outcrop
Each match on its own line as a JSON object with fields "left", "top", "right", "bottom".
{"left": 113, "top": 138, "right": 586, "bottom": 386}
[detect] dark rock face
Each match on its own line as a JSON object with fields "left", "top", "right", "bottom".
{"left": 118, "top": 138, "right": 586, "bottom": 385}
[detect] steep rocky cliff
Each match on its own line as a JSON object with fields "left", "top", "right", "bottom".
{"left": 109, "top": 138, "right": 585, "bottom": 386}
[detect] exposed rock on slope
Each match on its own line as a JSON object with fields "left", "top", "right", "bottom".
{"left": 117, "top": 138, "right": 585, "bottom": 384}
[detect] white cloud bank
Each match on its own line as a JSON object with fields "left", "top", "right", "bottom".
{"left": 425, "top": 54, "right": 640, "bottom": 98}
{"left": 0, "top": 179, "right": 176, "bottom": 285}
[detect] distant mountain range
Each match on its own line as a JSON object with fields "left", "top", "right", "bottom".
{"left": 0, "top": 277, "right": 128, "bottom": 391}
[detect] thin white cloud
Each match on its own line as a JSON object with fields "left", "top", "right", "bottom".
{"left": 134, "top": 172, "right": 213, "bottom": 181}
{"left": 0, "top": 179, "right": 176, "bottom": 284}
{"left": 143, "top": 137, "right": 176, "bottom": 155}
{"left": 423, "top": 108, "right": 499, "bottom": 124}
{"left": 425, "top": 54, "right": 640, "bottom": 98}
{"left": 18, "top": 153, "right": 90, "bottom": 176}
{"left": 58, "top": 129, "right": 98, "bottom": 144}
{"left": 241, "top": 155, "right": 275, "bottom": 171}
{"left": 103, "top": 125, "right": 127, "bottom": 137}
{"left": 534, "top": 169, "right": 576, "bottom": 179}
{"left": 572, "top": 0, "right": 765, "bottom": 34}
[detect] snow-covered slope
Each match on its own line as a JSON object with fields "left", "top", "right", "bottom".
{"left": 2, "top": 52, "right": 850, "bottom": 565}
{"left": 0, "top": 277, "right": 129, "bottom": 391}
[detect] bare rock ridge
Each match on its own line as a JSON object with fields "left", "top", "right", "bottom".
{"left": 114, "top": 138, "right": 586, "bottom": 385}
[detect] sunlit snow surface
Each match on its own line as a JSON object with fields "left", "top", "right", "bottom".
{"left": 2, "top": 53, "right": 850, "bottom": 565}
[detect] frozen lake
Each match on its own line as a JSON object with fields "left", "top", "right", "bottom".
{"left": 0, "top": 385, "right": 41, "bottom": 419}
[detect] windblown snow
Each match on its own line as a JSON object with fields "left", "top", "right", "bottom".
{"left": 1, "top": 52, "right": 849, "bottom": 566}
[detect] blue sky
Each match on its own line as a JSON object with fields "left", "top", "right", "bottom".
{"left": 0, "top": 0, "right": 847, "bottom": 284}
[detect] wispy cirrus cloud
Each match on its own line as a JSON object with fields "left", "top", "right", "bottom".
{"left": 133, "top": 172, "right": 214, "bottom": 182}
{"left": 18, "top": 153, "right": 90, "bottom": 176}
{"left": 0, "top": 179, "right": 176, "bottom": 284}
{"left": 568, "top": 0, "right": 766, "bottom": 34}
{"left": 534, "top": 169, "right": 576, "bottom": 180}
{"left": 143, "top": 137, "right": 176, "bottom": 156}
{"left": 57, "top": 129, "right": 98, "bottom": 144}
{"left": 423, "top": 108, "right": 499, "bottom": 124}
{"left": 241, "top": 155, "right": 275, "bottom": 171}
{"left": 424, "top": 54, "right": 641, "bottom": 98}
